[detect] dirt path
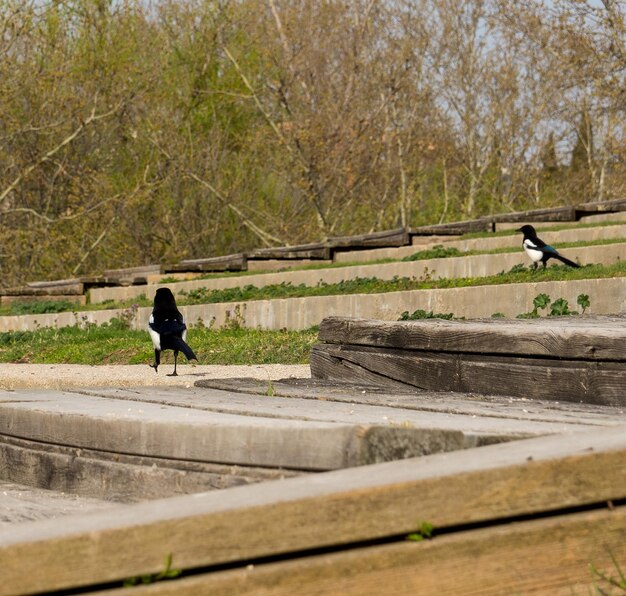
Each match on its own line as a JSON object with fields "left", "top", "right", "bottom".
{"left": 0, "top": 363, "right": 310, "bottom": 390}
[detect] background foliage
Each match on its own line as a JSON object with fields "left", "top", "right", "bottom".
{"left": 1, "top": 0, "right": 624, "bottom": 287}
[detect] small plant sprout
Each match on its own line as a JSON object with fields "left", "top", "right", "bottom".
{"left": 577, "top": 293, "right": 591, "bottom": 314}
{"left": 406, "top": 521, "right": 434, "bottom": 542}
{"left": 517, "top": 293, "right": 551, "bottom": 319}
{"left": 123, "top": 553, "right": 181, "bottom": 587}
{"left": 549, "top": 297, "right": 574, "bottom": 316}
{"left": 589, "top": 549, "right": 626, "bottom": 593}
{"left": 533, "top": 293, "right": 551, "bottom": 313}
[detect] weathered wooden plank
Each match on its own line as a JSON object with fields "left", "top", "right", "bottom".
{"left": 577, "top": 197, "right": 626, "bottom": 214}
{"left": 249, "top": 243, "right": 331, "bottom": 260}
{"left": 127, "top": 507, "right": 626, "bottom": 595}
{"left": 317, "top": 316, "right": 626, "bottom": 361}
{"left": 489, "top": 205, "right": 577, "bottom": 223}
{"left": 1, "top": 426, "right": 625, "bottom": 595}
{"left": 310, "top": 343, "right": 626, "bottom": 406}
{"left": 410, "top": 219, "right": 492, "bottom": 236}
{"left": 327, "top": 227, "right": 410, "bottom": 249}
{"left": 163, "top": 253, "right": 247, "bottom": 273}
{"left": 103, "top": 265, "right": 161, "bottom": 286}
{"left": 0, "top": 282, "right": 84, "bottom": 296}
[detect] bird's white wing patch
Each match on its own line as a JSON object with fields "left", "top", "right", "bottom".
{"left": 148, "top": 327, "right": 161, "bottom": 350}
{"left": 523, "top": 238, "right": 538, "bottom": 249}
{"left": 523, "top": 244, "right": 544, "bottom": 263}
{"left": 148, "top": 315, "right": 161, "bottom": 350}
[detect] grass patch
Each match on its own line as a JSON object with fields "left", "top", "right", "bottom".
{"left": 5, "top": 299, "right": 78, "bottom": 316}
{"left": 3, "top": 260, "right": 625, "bottom": 318}
{"left": 402, "top": 245, "right": 463, "bottom": 261}
{"left": 172, "top": 261, "right": 625, "bottom": 305}
{"left": 0, "top": 324, "right": 318, "bottom": 365}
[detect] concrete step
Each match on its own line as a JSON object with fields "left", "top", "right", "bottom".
{"left": 335, "top": 220, "right": 626, "bottom": 263}
{"left": 1, "top": 276, "right": 624, "bottom": 332}
{"left": 86, "top": 224, "right": 626, "bottom": 304}
{"left": 2, "top": 423, "right": 625, "bottom": 595}
{"left": 2, "top": 382, "right": 624, "bottom": 506}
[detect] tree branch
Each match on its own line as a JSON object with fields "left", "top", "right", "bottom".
{"left": 187, "top": 172, "right": 284, "bottom": 247}
{"left": 0, "top": 99, "right": 122, "bottom": 207}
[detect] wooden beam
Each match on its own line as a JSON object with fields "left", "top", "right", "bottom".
{"left": 317, "top": 316, "right": 626, "bottom": 361}
{"left": 328, "top": 227, "right": 410, "bottom": 249}
{"left": 576, "top": 197, "right": 626, "bottom": 214}
{"left": 0, "top": 282, "right": 84, "bottom": 296}
{"left": 1, "top": 426, "right": 625, "bottom": 595}
{"left": 489, "top": 205, "right": 577, "bottom": 223}
{"left": 163, "top": 254, "right": 248, "bottom": 273}
{"left": 103, "top": 265, "right": 161, "bottom": 286}
{"left": 120, "top": 507, "right": 626, "bottom": 595}
{"left": 310, "top": 343, "right": 626, "bottom": 406}
{"left": 410, "top": 219, "right": 492, "bottom": 236}
{"left": 249, "top": 243, "right": 331, "bottom": 260}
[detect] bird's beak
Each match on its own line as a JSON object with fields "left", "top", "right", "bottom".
{"left": 515, "top": 227, "right": 523, "bottom": 232}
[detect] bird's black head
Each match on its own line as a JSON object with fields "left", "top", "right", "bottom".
{"left": 154, "top": 287, "right": 177, "bottom": 308}
{"left": 516, "top": 224, "right": 537, "bottom": 237}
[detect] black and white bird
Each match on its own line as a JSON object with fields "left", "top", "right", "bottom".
{"left": 148, "top": 288, "right": 197, "bottom": 376}
{"left": 516, "top": 224, "right": 580, "bottom": 270}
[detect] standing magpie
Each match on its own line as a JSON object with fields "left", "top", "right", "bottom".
{"left": 516, "top": 224, "right": 580, "bottom": 270}
{"left": 148, "top": 288, "right": 197, "bottom": 376}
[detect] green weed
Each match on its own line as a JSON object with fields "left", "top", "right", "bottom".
{"left": 7, "top": 299, "right": 77, "bottom": 316}
{"left": 402, "top": 245, "right": 463, "bottom": 261}
{"left": 517, "top": 293, "right": 590, "bottom": 318}
{"left": 406, "top": 521, "right": 434, "bottom": 542}
{"left": 123, "top": 554, "right": 181, "bottom": 587}
{"left": 589, "top": 550, "right": 626, "bottom": 594}
{"left": 399, "top": 310, "right": 454, "bottom": 321}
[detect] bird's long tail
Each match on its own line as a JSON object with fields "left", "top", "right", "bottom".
{"left": 554, "top": 254, "right": 580, "bottom": 268}
{"left": 171, "top": 337, "right": 198, "bottom": 361}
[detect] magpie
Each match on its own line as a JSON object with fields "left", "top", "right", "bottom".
{"left": 148, "top": 288, "right": 197, "bottom": 376}
{"left": 516, "top": 224, "right": 580, "bottom": 270}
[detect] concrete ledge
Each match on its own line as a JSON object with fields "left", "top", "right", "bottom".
{"left": 84, "top": 238, "right": 626, "bottom": 306}
{"left": 1, "top": 277, "right": 625, "bottom": 332}
{"left": 335, "top": 222, "right": 626, "bottom": 263}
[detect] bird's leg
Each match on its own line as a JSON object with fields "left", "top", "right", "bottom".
{"left": 531, "top": 262, "right": 538, "bottom": 272}
{"left": 168, "top": 350, "right": 179, "bottom": 377}
{"left": 149, "top": 349, "right": 160, "bottom": 373}
{"left": 542, "top": 261, "right": 547, "bottom": 269}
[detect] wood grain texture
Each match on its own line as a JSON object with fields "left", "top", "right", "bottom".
{"left": 327, "top": 227, "right": 410, "bottom": 249}
{"left": 249, "top": 243, "right": 331, "bottom": 260}
{"left": 318, "top": 316, "right": 626, "bottom": 361}
{"left": 103, "top": 265, "right": 161, "bottom": 286}
{"left": 0, "top": 282, "right": 85, "bottom": 296}
{"left": 2, "top": 426, "right": 625, "bottom": 595}
{"left": 116, "top": 507, "right": 626, "bottom": 596}
{"left": 410, "top": 218, "right": 492, "bottom": 235}
{"left": 310, "top": 343, "right": 626, "bottom": 406}
{"left": 577, "top": 197, "right": 626, "bottom": 213}
{"left": 164, "top": 253, "right": 247, "bottom": 273}
{"left": 489, "top": 205, "right": 577, "bottom": 223}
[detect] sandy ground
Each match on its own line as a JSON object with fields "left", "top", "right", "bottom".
{"left": 0, "top": 362, "right": 311, "bottom": 390}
